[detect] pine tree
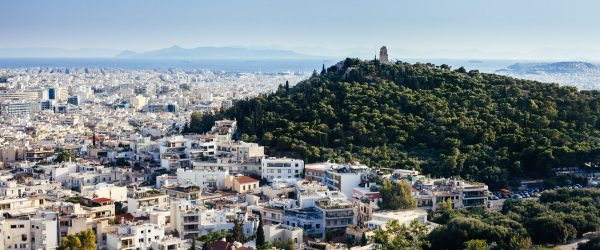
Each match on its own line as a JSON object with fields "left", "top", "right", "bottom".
{"left": 232, "top": 219, "right": 244, "bottom": 242}
{"left": 190, "top": 237, "right": 196, "bottom": 250}
{"left": 360, "top": 232, "right": 368, "bottom": 246}
{"left": 311, "top": 69, "right": 318, "bottom": 78}
{"left": 285, "top": 80, "right": 290, "bottom": 92}
{"left": 256, "top": 215, "right": 266, "bottom": 248}
{"left": 321, "top": 64, "right": 326, "bottom": 75}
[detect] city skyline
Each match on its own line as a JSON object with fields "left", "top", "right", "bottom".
{"left": 2, "top": 0, "right": 600, "bottom": 60}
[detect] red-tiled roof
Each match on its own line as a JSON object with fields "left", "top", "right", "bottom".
{"left": 92, "top": 197, "right": 112, "bottom": 203}
{"left": 211, "top": 241, "right": 231, "bottom": 250}
{"left": 236, "top": 176, "right": 259, "bottom": 184}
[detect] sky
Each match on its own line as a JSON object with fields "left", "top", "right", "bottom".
{"left": 1, "top": 0, "right": 600, "bottom": 60}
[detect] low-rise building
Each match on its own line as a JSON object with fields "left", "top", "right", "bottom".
{"left": 263, "top": 224, "right": 304, "bottom": 250}
{"left": 106, "top": 222, "right": 166, "bottom": 250}
{"left": 224, "top": 175, "right": 259, "bottom": 194}
{"left": 261, "top": 158, "right": 304, "bottom": 182}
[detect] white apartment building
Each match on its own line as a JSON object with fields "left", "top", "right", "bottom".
{"left": 261, "top": 158, "right": 304, "bottom": 182}
{"left": 106, "top": 222, "right": 165, "bottom": 250}
{"left": 1, "top": 217, "right": 32, "bottom": 250}
{"left": 171, "top": 199, "right": 258, "bottom": 240}
{"left": 176, "top": 167, "right": 228, "bottom": 191}
{"left": 215, "top": 141, "right": 264, "bottom": 163}
{"left": 264, "top": 224, "right": 304, "bottom": 250}
{"left": 80, "top": 183, "right": 128, "bottom": 202}
{"left": 30, "top": 210, "right": 59, "bottom": 250}
{"left": 127, "top": 188, "right": 170, "bottom": 217}
{"left": 365, "top": 209, "right": 428, "bottom": 230}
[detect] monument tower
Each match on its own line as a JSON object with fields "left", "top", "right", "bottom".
{"left": 379, "top": 46, "right": 389, "bottom": 64}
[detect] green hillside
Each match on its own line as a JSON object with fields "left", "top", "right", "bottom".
{"left": 188, "top": 58, "right": 600, "bottom": 188}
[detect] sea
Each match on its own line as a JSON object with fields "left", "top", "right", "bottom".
{"left": 0, "top": 58, "right": 519, "bottom": 73}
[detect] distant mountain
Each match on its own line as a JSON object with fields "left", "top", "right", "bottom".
{"left": 495, "top": 61, "right": 600, "bottom": 90}
{"left": 0, "top": 47, "right": 120, "bottom": 58}
{"left": 115, "top": 45, "right": 321, "bottom": 60}
{"left": 497, "top": 61, "right": 600, "bottom": 74}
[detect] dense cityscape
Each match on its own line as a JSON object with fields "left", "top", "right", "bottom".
{"left": 2, "top": 1, "right": 600, "bottom": 250}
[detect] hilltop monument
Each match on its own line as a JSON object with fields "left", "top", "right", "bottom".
{"left": 379, "top": 46, "right": 389, "bottom": 64}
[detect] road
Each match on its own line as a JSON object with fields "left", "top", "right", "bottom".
{"left": 488, "top": 197, "right": 537, "bottom": 211}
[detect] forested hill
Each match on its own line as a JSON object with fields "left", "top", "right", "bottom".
{"left": 190, "top": 58, "right": 600, "bottom": 188}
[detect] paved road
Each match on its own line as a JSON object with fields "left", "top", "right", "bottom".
{"left": 556, "top": 238, "right": 588, "bottom": 250}
{"left": 488, "top": 197, "right": 537, "bottom": 211}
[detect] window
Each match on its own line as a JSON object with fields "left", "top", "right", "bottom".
{"left": 10, "top": 225, "right": 16, "bottom": 229}
{"left": 288, "top": 170, "right": 291, "bottom": 173}
{"left": 295, "top": 170, "right": 299, "bottom": 173}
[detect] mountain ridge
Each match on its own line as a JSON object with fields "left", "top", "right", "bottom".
{"left": 115, "top": 46, "right": 323, "bottom": 60}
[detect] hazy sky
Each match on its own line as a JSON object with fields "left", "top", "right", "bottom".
{"left": 1, "top": 0, "right": 600, "bottom": 59}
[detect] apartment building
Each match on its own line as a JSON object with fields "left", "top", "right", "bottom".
{"left": 283, "top": 207, "right": 323, "bottom": 238}
{"left": 314, "top": 191, "right": 356, "bottom": 239}
{"left": 106, "top": 222, "right": 165, "bottom": 250}
{"left": 261, "top": 158, "right": 304, "bottom": 182}
{"left": 176, "top": 167, "right": 229, "bottom": 191}
{"left": 263, "top": 224, "right": 304, "bottom": 250}
{"left": 127, "top": 188, "right": 170, "bottom": 217}
{"left": 415, "top": 178, "right": 489, "bottom": 211}
{"left": 365, "top": 209, "right": 428, "bottom": 230}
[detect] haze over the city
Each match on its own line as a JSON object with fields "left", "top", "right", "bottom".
{"left": 2, "top": 0, "right": 600, "bottom": 60}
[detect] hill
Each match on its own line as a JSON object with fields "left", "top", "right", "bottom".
{"left": 189, "top": 58, "right": 600, "bottom": 188}
{"left": 116, "top": 45, "right": 319, "bottom": 60}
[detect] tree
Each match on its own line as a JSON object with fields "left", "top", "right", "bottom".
{"left": 463, "top": 239, "right": 489, "bottom": 250}
{"left": 524, "top": 215, "right": 576, "bottom": 244}
{"left": 57, "top": 229, "right": 95, "bottom": 250}
{"left": 116, "top": 157, "right": 130, "bottom": 166}
{"left": 360, "top": 232, "right": 368, "bottom": 246}
{"left": 57, "top": 235, "right": 81, "bottom": 250}
{"left": 372, "top": 219, "right": 430, "bottom": 250}
{"left": 378, "top": 180, "right": 417, "bottom": 210}
{"left": 199, "top": 231, "right": 229, "bottom": 250}
{"left": 56, "top": 150, "right": 75, "bottom": 163}
{"left": 439, "top": 198, "right": 453, "bottom": 212}
{"left": 190, "top": 237, "right": 196, "bottom": 250}
{"left": 273, "top": 239, "right": 296, "bottom": 250}
{"left": 285, "top": 80, "right": 290, "bottom": 92}
{"left": 231, "top": 219, "right": 245, "bottom": 242}
{"left": 321, "top": 64, "right": 326, "bottom": 75}
{"left": 256, "top": 216, "right": 266, "bottom": 248}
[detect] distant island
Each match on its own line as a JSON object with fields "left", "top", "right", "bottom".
{"left": 496, "top": 61, "right": 600, "bottom": 74}
{"left": 115, "top": 45, "right": 322, "bottom": 60}
{"left": 496, "top": 61, "right": 600, "bottom": 90}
